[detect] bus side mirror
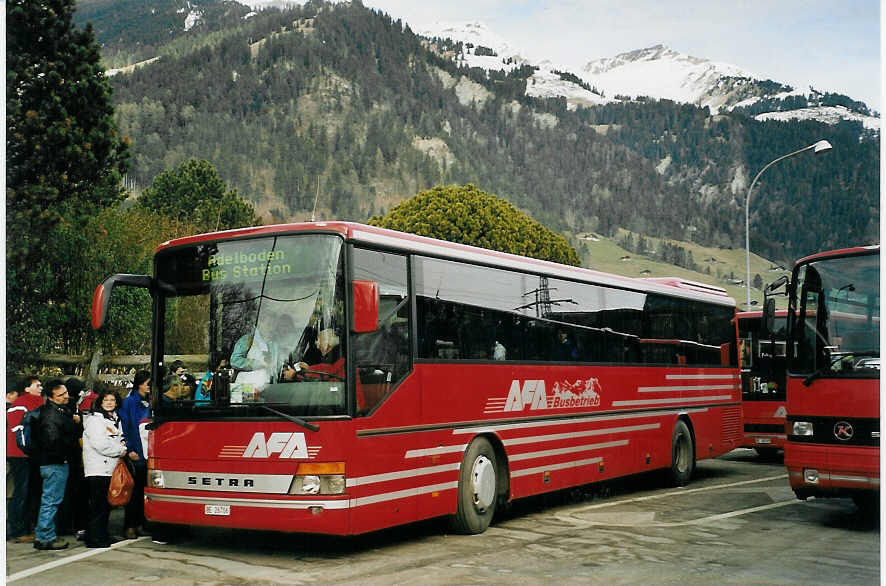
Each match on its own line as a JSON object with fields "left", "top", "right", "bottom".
{"left": 765, "top": 275, "right": 788, "bottom": 296}
{"left": 352, "top": 279, "right": 379, "bottom": 333}
{"left": 761, "top": 297, "right": 776, "bottom": 336}
{"left": 91, "top": 273, "right": 152, "bottom": 330}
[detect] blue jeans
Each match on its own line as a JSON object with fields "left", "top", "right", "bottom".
{"left": 6, "top": 458, "right": 31, "bottom": 537}
{"left": 36, "top": 464, "right": 69, "bottom": 543}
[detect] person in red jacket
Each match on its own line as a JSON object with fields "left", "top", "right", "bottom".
{"left": 281, "top": 328, "right": 345, "bottom": 381}
{"left": 6, "top": 376, "right": 44, "bottom": 543}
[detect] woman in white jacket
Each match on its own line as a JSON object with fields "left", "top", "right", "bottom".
{"left": 81, "top": 388, "right": 128, "bottom": 548}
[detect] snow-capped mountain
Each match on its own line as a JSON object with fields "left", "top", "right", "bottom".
{"left": 581, "top": 44, "right": 754, "bottom": 109}
{"left": 418, "top": 22, "right": 613, "bottom": 109}
{"left": 418, "top": 22, "right": 878, "bottom": 130}
{"left": 581, "top": 44, "right": 879, "bottom": 130}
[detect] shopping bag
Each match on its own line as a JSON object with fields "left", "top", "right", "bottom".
{"left": 107, "top": 458, "right": 135, "bottom": 506}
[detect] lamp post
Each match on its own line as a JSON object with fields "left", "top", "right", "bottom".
{"left": 744, "top": 139, "right": 833, "bottom": 308}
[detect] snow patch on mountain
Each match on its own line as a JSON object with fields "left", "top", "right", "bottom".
{"left": 581, "top": 45, "right": 754, "bottom": 107}
{"left": 417, "top": 21, "right": 529, "bottom": 70}
{"left": 525, "top": 65, "right": 613, "bottom": 109}
{"left": 184, "top": 9, "right": 202, "bottom": 31}
{"left": 755, "top": 105, "right": 880, "bottom": 131}
{"left": 418, "top": 22, "right": 610, "bottom": 110}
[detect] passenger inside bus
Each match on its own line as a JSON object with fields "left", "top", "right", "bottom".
{"left": 231, "top": 315, "right": 293, "bottom": 385}
{"left": 281, "top": 328, "right": 345, "bottom": 381}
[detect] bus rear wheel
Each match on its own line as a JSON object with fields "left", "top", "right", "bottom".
{"left": 449, "top": 437, "right": 498, "bottom": 534}
{"left": 668, "top": 420, "right": 695, "bottom": 487}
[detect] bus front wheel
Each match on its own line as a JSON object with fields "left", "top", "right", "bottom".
{"left": 450, "top": 437, "right": 498, "bottom": 534}
{"left": 668, "top": 420, "right": 695, "bottom": 487}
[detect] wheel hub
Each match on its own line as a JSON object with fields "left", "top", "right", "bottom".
{"left": 471, "top": 455, "right": 495, "bottom": 512}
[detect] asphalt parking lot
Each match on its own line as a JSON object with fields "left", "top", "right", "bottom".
{"left": 6, "top": 449, "right": 880, "bottom": 585}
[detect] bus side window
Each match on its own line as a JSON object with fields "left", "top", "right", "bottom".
{"left": 352, "top": 247, "right": 411, "bottom": 415}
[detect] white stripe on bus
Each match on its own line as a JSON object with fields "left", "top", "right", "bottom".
{"left": 347, "top": 463, "right": 460, "bottom": 488}
{"left": 450, "top": 406, "right": 710, "bottom": 436}
{"left": 512, "top": 457, "right": 603, "bottom": 477}
{"left": 405, "top": 443, "right": 469, "bottom": 458}
{"left": 350, "top": 481, "right": 459, "bottom": 507}
{"left": 613, "top": 395, "right": 732, "bottom": 407}
{"left": 509, "top": 439, "right": 629, "bottom": 461}
{"left": 147, "top": 493, "right": 350, "bottom": 509}
{"left": 665, "top": 374, "right": 739, "bottom": 380}
{"left": 638, "top": 384, "right": 738, "bottom": 393}
{"left": 503, "top": 423, "right": 660, "bottom": 446}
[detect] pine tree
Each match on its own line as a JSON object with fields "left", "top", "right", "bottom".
{"left": 138, "top": 159, "right": 259, "bottom": 232}
{"left": 7, "top": 0, "right": 130, "bottom": 366}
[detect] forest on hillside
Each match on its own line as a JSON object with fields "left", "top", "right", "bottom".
{"left": 84, "top": 0, "right": 879, "bottom": 263}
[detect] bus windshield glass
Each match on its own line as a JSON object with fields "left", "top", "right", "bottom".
{"left": 792, "top": 252, "right": 880, "bottom": 377}
{"left": 154, "top": 234, "right": 347, "bottom": 416}
{"left": 739, "top": 316, "right": 787, "bottom": 399}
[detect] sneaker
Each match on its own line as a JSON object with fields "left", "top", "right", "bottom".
{"left": 135, "top": 525, "right": 148, "bottom": 537}
{"left": 124, "top": 527, "right": 138, "bottom": 540}
{"left": 34, "top": 539, "right": 69, "bottom": 550}
{"left": 14, "top": 534, "right": 35, "bottom": 543}
{"left": 76, "top": 529, "right": 86, "bottom": 541}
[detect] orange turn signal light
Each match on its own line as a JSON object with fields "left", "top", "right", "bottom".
{"left": 296, "top": 461, "right": 345, "bottom": 475}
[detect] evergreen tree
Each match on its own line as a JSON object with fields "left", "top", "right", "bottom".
{"left": 7, "top": 0, "right": 129, "bottom": 366}
{"left": 138, "top": 159, "right": 259, "bottom": 232}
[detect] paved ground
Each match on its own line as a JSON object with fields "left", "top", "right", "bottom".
{"left": 6, "top": 449, "right": 880, "bottom": 585}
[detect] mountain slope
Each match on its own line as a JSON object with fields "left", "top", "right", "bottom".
{"left": 79, "top": 1, "right": 878, "bottom": 264}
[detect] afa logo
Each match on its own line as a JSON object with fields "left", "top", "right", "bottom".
{"left": 502, "top": 378, "right": 603, "bottom": 412}
{"left": 242, "top": 432, "right": 308, "bottom": 458}
{"left": 504, "top": 380, "right": 549, "bottom": 411}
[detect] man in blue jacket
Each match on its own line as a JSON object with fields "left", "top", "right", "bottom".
{"left": 119, "top": 370, "right": 151, "bottom": 539}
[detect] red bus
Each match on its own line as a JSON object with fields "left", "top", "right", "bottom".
{"left": 768, "top": 245, "right": 879, "bottom": 511}
{"left": 92, "top": 222, "right": 741, "bottom": 535}
{"left": 737, "top": 310, "right": 788, "bottom": 457}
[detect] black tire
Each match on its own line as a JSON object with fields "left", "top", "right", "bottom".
{"left": 449, "top": 437, "right": 498, "bottom": 534}
{"left": 852, "top": 493, "right": 879, "bottom": 516}
{"left": 147, "top": 522, "right": 186, "bottom": 544}
{"left": 668, "top": 419, "right": 695, "bottom": 487}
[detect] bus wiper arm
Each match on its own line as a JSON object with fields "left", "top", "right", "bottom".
{"left": 802, "top": 368, "right": 827, "bottom": 387}
{"left": 257, "top": 404, "right": 319, "bottom": 432}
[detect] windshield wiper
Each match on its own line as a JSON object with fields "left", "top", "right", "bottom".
{"left": 257, "top": 404, "right": 319, "bottom": 432}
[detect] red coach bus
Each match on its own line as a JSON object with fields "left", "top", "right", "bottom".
{"left": 92, "top": 222, "right": 741, "bottom": 536}
{"left": 766, "top": 245, "right": 879, "bottom": 511}
{"left": 737, "top": 310, "right": 788, "bottom": 457}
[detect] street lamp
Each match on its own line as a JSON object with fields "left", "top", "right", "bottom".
{"left": 744, "top": 139, "right": 833, "bottom": 308}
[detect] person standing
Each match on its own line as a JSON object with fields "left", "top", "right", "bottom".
{"left": 120, "top": 370, "right": 151, "bottom": 539}
{"left": 34, "top": 378, "right": 80, "bottom": 550}
{"left": 56, "top": 376, "right": 90, "bottom": 541}
{"left": 81, "top": 388, "right": 128, "bottom": 548}
{"left": 6, "top": 376, "right": 44, "bottom": 543}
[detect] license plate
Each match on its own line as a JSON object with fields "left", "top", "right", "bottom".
{"left": 205, "top": 504, "right": 230, "bottom": 516}
{"left": 755, "top": 438, "right": 772, "bottom": 444}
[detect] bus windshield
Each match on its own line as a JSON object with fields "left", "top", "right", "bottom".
{"left": 739, "top": 316, "right": 787, "bottom": 399}
{"left": 154, "top": 233, "right": 347, "bottom": 417}
{"left": 792, "top": 252, "right": 880, "bottom": 377}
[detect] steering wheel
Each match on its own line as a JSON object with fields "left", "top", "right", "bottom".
{"left": 294, "top": 369, "right": 345, "bottom": 382}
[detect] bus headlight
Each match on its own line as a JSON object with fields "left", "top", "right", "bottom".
{"left": 289, "top": 462, "right": 345, "bottom": 495}
{"left": 804, "top": 468, "right": 820, "bottom": 484}
{"left": 792, "top": 421, "right": 814, "bottom": 436}
{"left": 149, "top": 470, "right": 166, "bottom": 489}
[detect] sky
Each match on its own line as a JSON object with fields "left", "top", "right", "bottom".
{"left": 359, "top": 0, "right": 882, "bottom": 111}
